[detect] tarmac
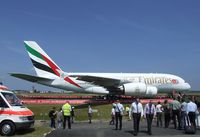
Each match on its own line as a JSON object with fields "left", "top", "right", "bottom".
{"left": 45, "top": 119, "right": 200, "bottom": 137}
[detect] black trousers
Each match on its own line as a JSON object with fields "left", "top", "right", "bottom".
{"left": 115, "top": 112, "right": 122, "bottom": 130}
{"left": 132, "top": 113, "right": 141, "bottom": 134}
{"left": 88, "top": 113, "right": 92, "bottom": 123}
{"left": 63, "top": 116, "right": 71, "bottom": 129}
{"left": 164, "top": 112, "right": 170, "bottom": 128}
{"left": 146, "top": 114, "right": 154, "bottom": 134}
{"left": 110, "top": 115, "right": 115, "bottom": 125}
{"left": 188, "top": 112, "right": 196, "bottom": 130}
{"left": 180, "top": 111, "right": 186, "bottom": 129}
{"left": 156, "top": 112, "right": 162, "bottom": 127}
{"left": 172, "top": 110, "right": 181, "bottom": 129}
{"left": 50, "top": 118, "right": 56, "bottom": 128}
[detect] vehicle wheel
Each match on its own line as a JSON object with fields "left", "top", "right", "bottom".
{"left": 0, "top": 121, "right": 16, "bottom": 136}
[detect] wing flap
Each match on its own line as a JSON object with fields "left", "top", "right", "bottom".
{"left": 10, "top": 73, "right": 53, "bottom": 82}
{"left": 70, "top": 75, "right": 121, "bottom": 87}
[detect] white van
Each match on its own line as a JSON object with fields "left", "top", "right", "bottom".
{"left": 0, "top": 89, "right": 34, "bottom": 136}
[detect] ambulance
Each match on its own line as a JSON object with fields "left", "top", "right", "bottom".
{"left": 0, "top": 85, "right": 34, "bottom": 136}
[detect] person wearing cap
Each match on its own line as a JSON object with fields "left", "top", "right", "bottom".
{"left": 62, "top": 101, "right": 72, "bottom": 129}
{"left": 144, "top": 100, "right": 156, "bottom": 135}
{"left": 129, "top": 98, "right": 143, "bottom": 136}
{"left": 114, "top": 100, "right": 124, "bottom": 130}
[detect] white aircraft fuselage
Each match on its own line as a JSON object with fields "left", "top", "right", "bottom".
{"left": 10, "top": 41, "right": 191, "bottom": 96}
{"left": 36, "top": 72, "right": 191, "bottom": 96}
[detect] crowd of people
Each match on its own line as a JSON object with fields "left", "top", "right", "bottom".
{"left": 111, "top": 96, "right": 200, "bottom": 136}
{"left": 48, "top": 96, "right": 200, "bottom": 136}
{"left": 48, "top": 101, "right": 93, "bottom": 130}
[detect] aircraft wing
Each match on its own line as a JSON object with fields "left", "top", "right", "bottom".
{"left": 70, "top": 75, "right": 122, "bottom": 87}
{"left": 9, "top": 73, "right": 53, "bottom": 82}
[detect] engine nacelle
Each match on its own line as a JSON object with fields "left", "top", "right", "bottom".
{"left": 120, "top": 83, "right": 147, "bottom": 96}
{"left": 120, "top": 83, "right": 157, "bottom": 96}
{"left": 146, "top": 86, "right": 158, "bottom": 96}
{"left": 85, "top": 87, "right": 109, "bottom": 95}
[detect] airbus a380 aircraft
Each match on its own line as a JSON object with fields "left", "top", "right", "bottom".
{"left": 10, "top": 41, "right": 191, "bottom": 96}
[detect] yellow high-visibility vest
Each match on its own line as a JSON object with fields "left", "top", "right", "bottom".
{"left": 126, "top": 107, "right": 130, "bottom": 112}
{"left": 62, "top": 103, "right": 71, "bottom": 116}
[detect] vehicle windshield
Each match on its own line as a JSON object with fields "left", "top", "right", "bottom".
{"left": 2, "top": 92, "right": 23, "bottom": 106}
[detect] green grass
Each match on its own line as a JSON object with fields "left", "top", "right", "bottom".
{"left": 6, "top": 125, "right": 51, "bottom": 137}
{"left": 75, "top": 104, "right": 112, "bottom": 121}
{"left": 26, "top": 104, "right": 115, "bottom": 121}
{"left": 26, "top": 104, "right": 62, "bottom": 120}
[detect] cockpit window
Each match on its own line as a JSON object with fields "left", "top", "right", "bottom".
{"left": 2, "top": 92, "right": 23, "bottom": 106}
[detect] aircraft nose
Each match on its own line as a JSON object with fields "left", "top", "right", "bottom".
{"left": 184, "top": 83, "right": 191, "bottom": 90}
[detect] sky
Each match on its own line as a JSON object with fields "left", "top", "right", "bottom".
{"left": 0, "top": 0, "right": 200, "bottom": 91}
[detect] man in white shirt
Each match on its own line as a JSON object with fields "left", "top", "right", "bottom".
{"left": 114, "top": 100, "right": 124, "bottom": 130}
{"left": 144, "top": 100, "right": 156, "bottom": 135}
{"left": 129, "top": 98, "right": 143, "bottom": 136}
{"left": 187, "top": 98, "right": 198, "bottom": 132}
{"left": 180, "top": 98, "right": 187, "bottom": 129}
{"left": 156, "top": 101, "right": 163, "bottom": 127}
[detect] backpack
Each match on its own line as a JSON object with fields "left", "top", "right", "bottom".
{"left": 184, "top": 115, "right": 196, "bottom": 134}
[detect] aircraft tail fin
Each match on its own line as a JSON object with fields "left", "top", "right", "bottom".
{"left": 24, "top": 41, "right": 62, "bottom": 79}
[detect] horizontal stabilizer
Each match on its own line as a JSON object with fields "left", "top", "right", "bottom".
{"left": 9, "top": 73, "right": 53, "bottom": 83}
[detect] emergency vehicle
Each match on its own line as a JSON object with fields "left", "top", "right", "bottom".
{"left": 0, "top": 85, "right": 34, "bottom": 136}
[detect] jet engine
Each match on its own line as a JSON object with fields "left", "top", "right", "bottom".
{"left": 146, "top": 86, "right": 157, "bottom": 96}
{"left": 120, "top": 83, "right": 157, "bottom": 96}
{"left": 85, "top": 87, "right": 109, "bottom": 94}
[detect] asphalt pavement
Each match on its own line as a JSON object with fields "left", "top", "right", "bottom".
{"left": 45, "top": 119, "right": 200, "bottom": 137}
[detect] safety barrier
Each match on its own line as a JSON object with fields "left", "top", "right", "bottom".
{"left": 21, "top": 98, "right": 173, "bottom": 105}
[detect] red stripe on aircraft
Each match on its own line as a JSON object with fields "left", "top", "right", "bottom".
{"left": 64, "top": 77, "right": 81, "bottom": 88}
{"left": 41, "top": 54, "right": 81, "bottom": 88}
{"left": 41, "top": 54, "right": 60, "bottom": 76}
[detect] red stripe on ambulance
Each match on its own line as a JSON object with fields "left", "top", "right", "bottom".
{"left": 0, "top": 110, "right": 33, "bottom": 116}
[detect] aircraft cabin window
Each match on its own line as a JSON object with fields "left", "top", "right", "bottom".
{"left": 0, "top": 96, "right": 9, "bottom": 108}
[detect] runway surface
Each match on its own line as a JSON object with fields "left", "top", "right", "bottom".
{"left": 45, "top": 119, "right": 200, "bottom": 137}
